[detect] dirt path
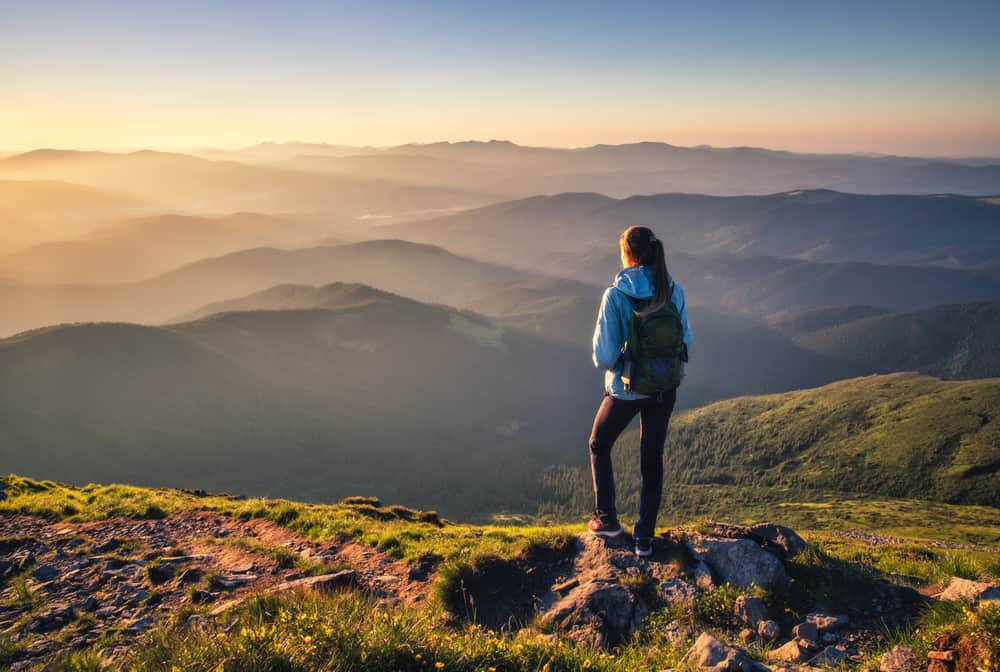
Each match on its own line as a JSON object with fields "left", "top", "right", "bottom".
{"left": 0, "top": 511, "right": 431, "bottom": 667}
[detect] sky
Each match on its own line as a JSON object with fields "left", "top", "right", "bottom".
{"left": 2, "top": 0, "right": 999, "bottom": 156}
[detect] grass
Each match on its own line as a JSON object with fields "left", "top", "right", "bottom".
{"left": 3, "top": 474, "right": 1000, "bottom": 671}
{"left": 0, "top": 476, "right": 576, "bottom": 567}
{"left": 95, "top": 590, "right": 697, "bottom": 672}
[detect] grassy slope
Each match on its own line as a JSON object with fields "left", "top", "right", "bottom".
{"left": 2, "top": 474, "right": 1000, "bottom": 671}
{"left": 540, "top": 373, "right": 1000, "bottom": 524}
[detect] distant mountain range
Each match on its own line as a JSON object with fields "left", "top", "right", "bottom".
{"left": 0, "top": 149, "right": 492, "bottom": 218}
{"left": 385, "top": 190, "right": 1000, "bottom": 269}
{"left": 0, "top": 179, "right": 147, "bottom": 254}
{"left": 0, "top": 240, "right": 532, "bottom": 337}
{"left": 195, "top": 139, "right": 1000, "bottom": 197}
{"left": 0, "top": 213, "right": 339, "bottom": 284}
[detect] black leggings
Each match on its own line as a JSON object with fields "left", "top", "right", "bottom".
{"left": 588, "top": 390, "right": 677, "bottom": 538}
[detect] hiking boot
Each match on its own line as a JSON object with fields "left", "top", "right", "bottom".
{"left": 587, "top": 511, "right": 624, "bottom": 537}
{"left": 634, "top": 537, "right": 653, "bottom": 557}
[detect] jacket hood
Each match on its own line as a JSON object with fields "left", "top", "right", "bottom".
{"left": 613, "top": 265, "right": 657, "bottom": 299}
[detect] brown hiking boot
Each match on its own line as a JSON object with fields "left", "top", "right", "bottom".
{"left": 587, "top": 511, "right": 624, "bottom": 537}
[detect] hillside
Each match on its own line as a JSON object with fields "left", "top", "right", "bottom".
{"left": 548, "top": 247, "right": 1000, "bottom": 314}
{"left": 386, "top": 190, "right": 1000, "bottom": 269}
{"left": 0, "top": 240, "right": 534, "bottom": 336}
{"left": 541, "top": 373, "right": 1000, "bottom": 521}
{"left": 770, "top": 302, "right": 1000, "bottom": 379}
{"left": 0, "top": 297, "right": 596, "bottom": 516}
{"left": 0, "top": 179, "right": 146, "bottom": 253}
{"left": 0, "top": 212, "right": 337, "bottom": 284}
{"left": 171, "top": 282, "right": 402, "bottom": 322}
{"left": 1, "top": 475, "right": 998, "bottom": 671}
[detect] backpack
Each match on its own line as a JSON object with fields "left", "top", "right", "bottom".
{"left": 621, "top": 293, "right": 686, "bottom": 394}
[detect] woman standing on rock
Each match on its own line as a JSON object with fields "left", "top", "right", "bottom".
{"left": 588, "top": 225, "right": 692, "bottom": 557}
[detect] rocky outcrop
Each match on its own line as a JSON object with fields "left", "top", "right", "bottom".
{"left": 935, "top": 577, "right": 1000, "bottom": 603}
{"left": 684, "top": 535, "right": 789, "bottom": 590}
{"left": 543, "top": 578, "right": 647, "bottom": 647}
{"left": 683, "top": 632, "right": 767, "bottom": 672}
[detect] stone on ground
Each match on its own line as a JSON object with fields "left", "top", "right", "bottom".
{"left": 685, "top": 535, "right": 789, "bottom": 590}
{"left": 683, "top": 632, "right": 765, "bottom": 672}
{"left": 881, "top": 645, "right": 916, "bottom": 672}
{"left": 936, "top": 577, "right": 1000, "bottom": 603}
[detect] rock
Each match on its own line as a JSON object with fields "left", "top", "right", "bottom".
{"left": 146, "top": 562, "right": 175, "bottom": 584}
{"left": 757, "top": 620, "right": 780, "bottom": 642}
{"left": 127, "top": 616, "right": 155, "bottom": 633}
{"left": 793, "top": 622, "right": 819, "bottom": 641}
{"left": 78, "top": 596, "right": 99, "bottom": 612}
{"left": 175, "top": 568, "right": 202, "bottom": 585}
{"left": 664, "top": 619, "right": 695, "bottom": 646}
{"left": 734, "top": 595, "right": 769, "bottom": 627}
{"left": 748, "top": 523, "right": 811, "bottom": 559}
{"left": 805, "top": 612, "right": 850, "bottom": 634}
{"left": 936, "top": 577, "right": 1000, "bottom": 603}
{"left": 881, "top": 645, "right": 916, "bottom": 672}
{"left": 28, "top": 603, "right": 75, "bottom": 633}
{"left": 739, "top": 628, "right": 755, "bottom": 642}
{"left": 15, "top": 551, "right": 36, "bottom": 572}
{"left": 552, "top": 578, "right": 579, "bottom": 593}
{"left": 809, "top": 647, "right": 850, "bottom": 666}
{"left": 543, "top": 578, "right": 647, "bottom": 646}
{"left": 685, "top": 536, "right": 788, "bottom": 590}
{"left": 682, "top": 632, "right": 764, "bottom": 672}
{"left": 768, "top": 639, "right": 813, "bottom": 663}
{"left": 692, "top": 559, "right": 716, "bottom": 590}
{"left": 183, "top": 614, "right": 210, "bottom": 632}
{"left": 660, "top": 578, "right": 701, "bottom": 604}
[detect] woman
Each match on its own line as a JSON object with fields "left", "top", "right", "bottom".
{"left": 588, "top": 225, "right": 692, "bottom": 557}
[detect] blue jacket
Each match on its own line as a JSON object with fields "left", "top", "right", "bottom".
{"left": 592, "top": 265, "right": 692, "bottom": 400}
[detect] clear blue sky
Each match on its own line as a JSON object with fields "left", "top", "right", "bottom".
{"left": 2, "top": 0, "right": 998, "bottom": 155}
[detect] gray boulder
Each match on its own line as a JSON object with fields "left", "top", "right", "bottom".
{"left": 757, "top": 619, "right": 780, "bottom": 642}
{"left": 748, "top": 523, "right": 811, "bottom": 559}
{"left": 936, "top": 577, "right": 1000, "bottom": 603}
{"left": 734, "top": 595, "right": 769, "bottom": 627}
{"left": 686, "top": 536, "right": 789, "bottom": 590}
{"left": 881, "top": 645, "right": 916, "bottom": 672}
{"left": 683, "top": 632, "right": 765, "bottom": 672}
{"left": 805, "top": 612, "right": 850, "bottom": 634}
{"left": 660, "top": 578, "right": 701, "bottom": 605}
{"left": 543, "top": 578, "right": 646, "bottom": 647}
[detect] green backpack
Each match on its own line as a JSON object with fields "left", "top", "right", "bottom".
{"left": 621, "top": 294, "right": 686, "bottom": 395}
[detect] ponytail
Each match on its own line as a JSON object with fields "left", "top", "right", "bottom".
{"left": 619, "top": 225, "right": 672, "bottom": 318}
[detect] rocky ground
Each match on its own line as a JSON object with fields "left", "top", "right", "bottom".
{"left": 0, "top": 511, "right": 430, "bottom": 668}
{"left": 1, "top": 513, "right": 997, "bottom": 670}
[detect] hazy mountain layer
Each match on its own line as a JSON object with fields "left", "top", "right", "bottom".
{"left": 770, "top": 302, "right": 1000, "bottom": 379}
{"left": 548, "top": 248, "right": 1000, "bottom": 314}
{"left": 386, "top": 190, "right": 1000, "bottom": 269}
{"left": 0, "top": 179, "right": 147, "bottom": 253}
{"left": 0, "top": 149, "right": 495, "bottom": 216}
{"left": 0, "top": 240, "right": 533, "bottom": 337}
{"left": 201, "top": 139, "right": 1000, "bottom": 197}
{"left": 0, "top": 299, "right": 597, "bottom": 516}
{"left": 0, "top": 213, "right": 341, "bottom": 284}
